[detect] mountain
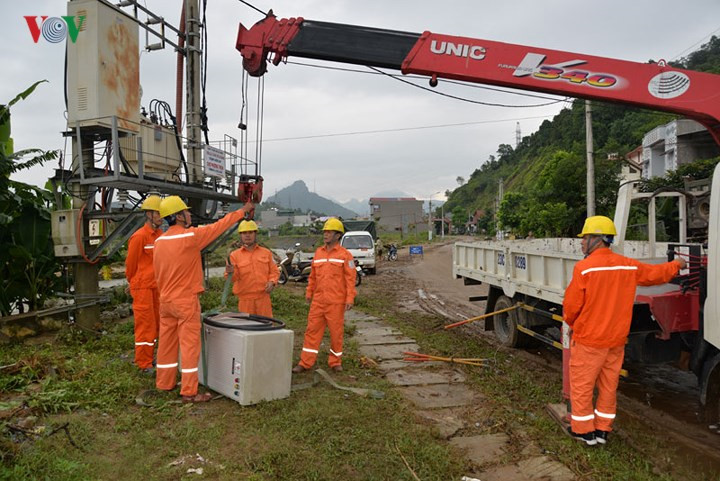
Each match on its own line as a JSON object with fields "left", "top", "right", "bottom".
{"left": 339, "top": 198, "right": 369, "bottom": 216}
{"left": 337, "top": 190, "right": 413, "bottom": 216}
{"left": 265, "top": 180, "right": 358, "bottom": 218}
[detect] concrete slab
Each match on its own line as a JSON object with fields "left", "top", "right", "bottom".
{"left": 480, "top": 456, "right": 575, "bottom": 481}
{"left": 415, "top": 408, "right": 466, "bottom": 438}
{"left": 349, "top": 322, "right": 387, "bottom": 332}
{"left": 385, "top": 368, "right": 466, "bottom": 386}
{"left": 344, "top": 311, "right": 380, "bottom": 322}
{"left": 355, "top": 333, "right": 416, "bottom": 345}
{"left": 449, "top": 433, "right": 509, "bottom": 466}
{"left": 359, "top": 343, "right": 419, "bottom": 360}
{"left": 398, "top": 383, "right": 478, "bottom": 409}
{"left": 354, "top": 326, "right": 403, "bottom": 336}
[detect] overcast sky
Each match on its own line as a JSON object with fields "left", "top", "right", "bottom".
{"left": 4, "top": 0, "right": 720, "bottom": 204}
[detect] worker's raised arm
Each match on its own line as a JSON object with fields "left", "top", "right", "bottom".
{"left": 194, "top": 201, "right": 254, "bottom": 250}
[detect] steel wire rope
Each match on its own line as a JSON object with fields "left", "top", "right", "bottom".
{"left": 367, "top": 66, "right": 567, "bottom": 108}
{"left": 236, "top": 0, "right": 267, "bottom": 17}
{"left": 286, "top": 60, "right": 568, "bottom": 103}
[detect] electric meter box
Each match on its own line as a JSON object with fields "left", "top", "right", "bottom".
{"left": 67, "top": 0, "right": 140, "bottom": 133}
{"left": 199, "top": 314, "right": 293, "bottom": 406}
{"left": 51, "top": 210, "right": 81, "bottom": 257}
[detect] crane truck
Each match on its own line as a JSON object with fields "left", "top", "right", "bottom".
{"left": 233, "top": 12, "right": 720, "bottom": 421}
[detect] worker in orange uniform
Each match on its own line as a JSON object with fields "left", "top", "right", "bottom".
{"left": 125, "top": 195, "right": 163, "bottom": 373}
{"left": 293, "top": 218, "right": 356, "bottom": 373}
{"left": 226, "top": 220, "right": 279, "bottom": 317}
{"left": 563, "top": 215, "right": 686, "bottom": 446}
{"left": 153, "top": 196, "right": 254, "bottom": 403}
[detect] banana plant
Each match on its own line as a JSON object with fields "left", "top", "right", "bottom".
{"left": 0, "top": 81, "right": 62, "bottom": 315}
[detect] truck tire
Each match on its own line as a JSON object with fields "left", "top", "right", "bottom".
{"left": 493, "top": 295, "right": 531, "bottom": 348}
{"left": 701, "top": 352, "right": 720, "bottom": 423}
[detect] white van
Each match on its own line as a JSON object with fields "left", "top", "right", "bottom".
{"left": 341, "top": 231, "right": 376, "bottom": 274}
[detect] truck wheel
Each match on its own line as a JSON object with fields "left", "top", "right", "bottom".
{"left": 493, "top": 295, "right": 530, "bottom": 348}
{"left": 701, "top": 352, "right": 720, "bottom": 423}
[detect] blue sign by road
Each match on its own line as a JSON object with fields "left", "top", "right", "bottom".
{"left": 409, "top": 245, "right": 423, "bottom": 256}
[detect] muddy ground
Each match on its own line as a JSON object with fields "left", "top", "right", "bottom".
{"left": 368, "top": 240, "right": 720, "bottom": 476}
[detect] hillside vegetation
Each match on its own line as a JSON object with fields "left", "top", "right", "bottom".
{"left": 444, "top": 36, "right": 720, "bottom": 237}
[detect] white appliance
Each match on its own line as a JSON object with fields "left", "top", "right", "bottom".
{"left": 199, "top": 313, "right": 293, "bottom": 406}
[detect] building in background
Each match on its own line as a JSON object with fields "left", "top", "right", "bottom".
{"left": 369, "top": 197, "right": 424, "bottom": 235}
{"left": 642, "top": 119, "right": 719, "bottom": 178}
{"left": 620, "top": 147, "right": 642, "bottom": 183}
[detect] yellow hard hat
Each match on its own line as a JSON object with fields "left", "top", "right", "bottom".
{"left": 578, "top": 215, "right": 617, "bottom": 237}
{"left": 323, "top": 218, "right": 344, "bottom": 233}
{"left": 159, "top": 196, "right": 189, "bottom": 218}
{"left": 238, "top": 220, "right": 258, "bottom": 233}
{"left": 140, "top": 195, "right": 161, "bottom": 212}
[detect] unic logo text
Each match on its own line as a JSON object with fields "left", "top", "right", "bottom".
{"left": 430, "top": 40, "right": 486, "bottom": 60}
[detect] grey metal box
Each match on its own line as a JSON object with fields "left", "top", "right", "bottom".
{"left": 199, "top": 315, "right": 293, "bottom": 406}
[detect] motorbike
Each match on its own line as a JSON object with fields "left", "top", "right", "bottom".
{"left": 277, "top": 243, "right": 362, "bottom": 286}
{"left": 277, "top": 243, "right": 312, "bottom": 284}
{"left": 387, "top": 243, "right": 398, "bottom": 261}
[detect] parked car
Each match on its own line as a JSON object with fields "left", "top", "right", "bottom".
{"left": 341, "top": 231, "right": 376, "bottom": 274}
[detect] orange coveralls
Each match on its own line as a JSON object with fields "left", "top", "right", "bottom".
{"left": 563, "top": 247, "right": 681, "bottom": 434}
{"left": 153, "top": 208, "right": 247, "bottom": 397}
{"left": 125, "top": 223, "right": 161, "bottom": 369}
{"left": 298, "top": 244, "right": 357, "bottom": 369}
{"left": 228, "top": 245, "right": 279, "bottom": 317}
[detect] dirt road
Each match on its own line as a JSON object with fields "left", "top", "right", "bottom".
{"left": 375, "top": 240, "right": 720, "bottom": 476}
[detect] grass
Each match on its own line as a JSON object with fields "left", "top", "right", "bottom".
{"left": 354, "top": 284, "right": 712, "bottom": 481}
{"left": 2, "top": 272, "right": 713, "bottom": 480}
{"left": 0, "top": 282, "right": 466, "bottom": 480}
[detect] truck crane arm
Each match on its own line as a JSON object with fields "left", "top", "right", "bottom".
{"left": 236, "top": 13, "right": 720, "bottom": 145}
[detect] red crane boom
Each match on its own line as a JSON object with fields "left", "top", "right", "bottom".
{"left": 236, "top": 13, "right": 720, "bottom": 144}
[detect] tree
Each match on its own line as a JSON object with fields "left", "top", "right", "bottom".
{"left": 497, "top": 191, "right": 525, "bottom": 232}
{"left": 0, "top": 81, "right": 62, "bottom": 315}
{"left": 456, "top": 176, "right": 465, "bottom": 186}
{"left": 450, "top": 206, "right": 467, "bottom": 233}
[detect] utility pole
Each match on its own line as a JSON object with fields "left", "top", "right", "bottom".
{"left": 186, "top": 0, "right": 203, "bottom": 189}
{"left": 585, "top": 100, "right": 595, "bottom": 217}
{"left": 71, "top": 139, "right": 100, "bottom": 330}
{"left": 496, "top": 178, "right": 504, "bottom": 240}
{"left": 441, "top": 202, "right": 445, "bottom": 238}
{"left": 428, "top": 199, "right": 433, "bottom": 241}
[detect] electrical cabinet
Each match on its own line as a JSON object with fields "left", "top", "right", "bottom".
{"left": 51, "top": 210, "right": 81, "bottom": 257}
{"left": 67, "top": 0, "right": 139, "bottom": 133}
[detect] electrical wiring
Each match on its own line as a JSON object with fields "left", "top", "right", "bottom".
{"left": 245, "top": 114, "right": 557, "bottom": 144}
{"left": 148, "top": 98, "right": 189, "bottom": 183}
